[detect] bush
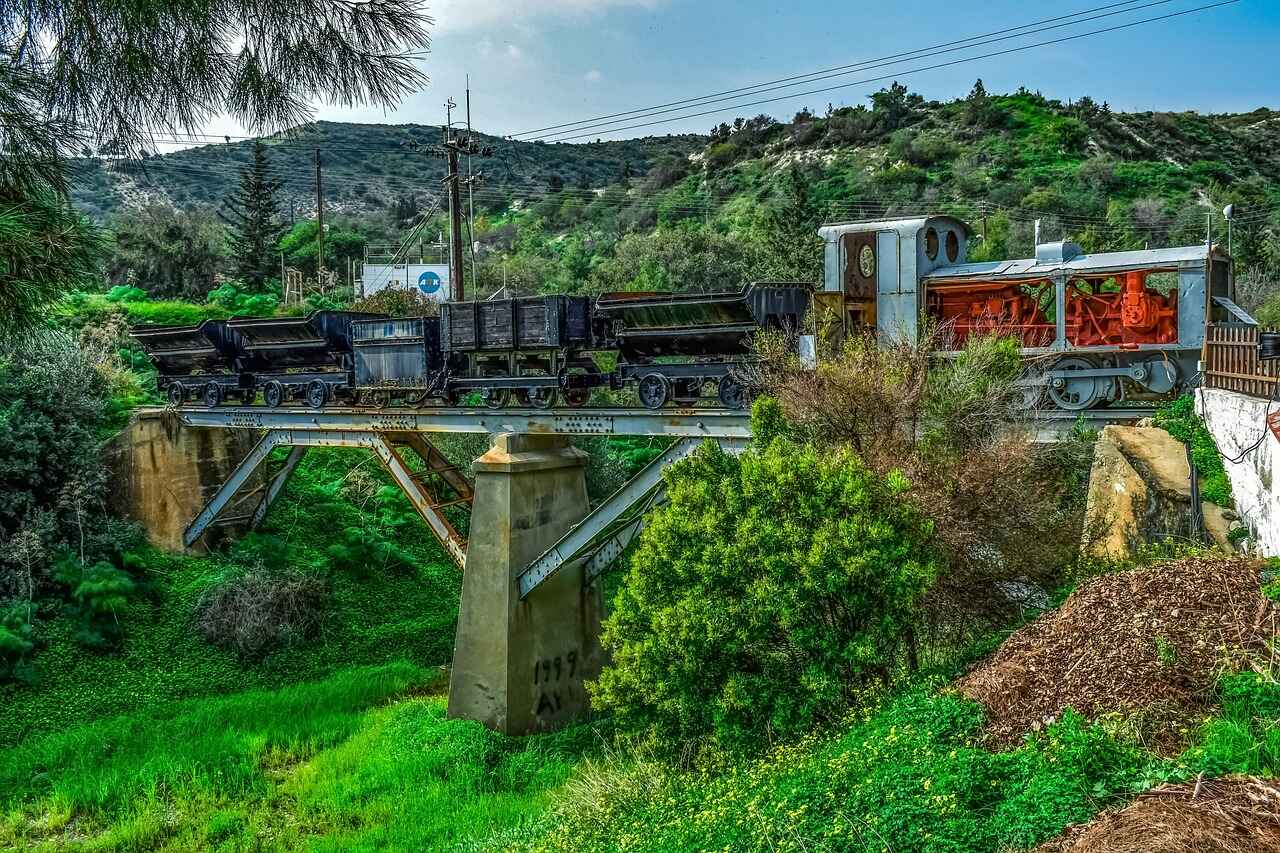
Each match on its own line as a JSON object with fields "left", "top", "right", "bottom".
{"left": 0, "top": 602, "right": 35, "bottom": 683}
{"left": 54, "top": 554, "right": 140, "bottom": 649}
{"left": 592, "top": 420, "right": 938, "bottom": 753}
{"left": 104, "top": 285, "right": 147, "bottom": 302}
{"left": 196, "top": 569, "right": 329, "bottom": 658}
{"left": 207, "top": 282, "right": 279, "bottom": 316}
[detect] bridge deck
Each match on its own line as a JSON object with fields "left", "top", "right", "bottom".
{"left": 153, "top": 406, "right": 754, "bottom": 437}
{"left": 151, "top": 403, "right": 1147, "bottom": 439}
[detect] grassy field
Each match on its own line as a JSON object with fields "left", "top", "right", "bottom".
{"left": 0, "top": 663, "right": 599, "bottom": 851}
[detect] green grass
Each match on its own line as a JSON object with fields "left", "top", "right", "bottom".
{"left": 0, "top": 664, "right": 596, "bottom": 851}
{"left": 1153, "top": 395, "right": 1233, "bottom": 507}
{"left": 0, "top": 448, "right": 462, "bottom": 747}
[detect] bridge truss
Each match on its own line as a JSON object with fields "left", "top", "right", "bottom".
{"left": 165, "top": 406, "right": 751, "bottom": 597}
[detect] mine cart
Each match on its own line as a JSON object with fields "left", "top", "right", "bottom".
{"left": 351, "top": 316, "right": 446, "bottom": 407}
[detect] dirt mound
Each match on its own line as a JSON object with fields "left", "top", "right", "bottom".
{"left": 1033, "top": 776, "right": 1280, "bottom": 853}
{"left": 956, "top": 556, "right": 1276, "bottom": 748}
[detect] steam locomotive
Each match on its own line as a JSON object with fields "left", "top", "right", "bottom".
{"left": 130, "top": 285, "right": 812, "bottom": 411}
{"left": 816, "top": 215, "right": 1240, "bottom": 410}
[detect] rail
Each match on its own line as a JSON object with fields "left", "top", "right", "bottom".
{"left": 1204, "top": 324, "right": 1280, "bottom": 400}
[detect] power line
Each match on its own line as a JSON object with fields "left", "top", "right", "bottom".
{"left": 533, "top": 0, "right": 1241, "bottom": 142}
{"left": 511, "top": 0, "right": 1173, "bottom": 139}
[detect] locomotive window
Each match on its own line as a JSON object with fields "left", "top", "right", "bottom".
{"left": 945, "top": 231, "right": 960, "bottom": 263}
{"left": 925, "top": 228, "right": 940, "bottom": 261}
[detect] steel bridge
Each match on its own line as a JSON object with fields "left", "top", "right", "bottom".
{"left": 160, "top": 403, "right": 1142, "bottom": 599}
{"left": 162, "top": 405, "right": 751, "bottom": 600}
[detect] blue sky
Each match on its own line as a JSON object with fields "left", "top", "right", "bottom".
{"left": 197, "top": 0, "right": 1278, "bottom": 144}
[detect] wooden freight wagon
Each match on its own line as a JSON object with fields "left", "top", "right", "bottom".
{"left": 439, "top": 296, "right": 601, "bottom": 409}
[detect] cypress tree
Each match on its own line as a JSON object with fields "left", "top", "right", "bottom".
{"left": 219, "top": 141, "right": 282, "bottom": 290}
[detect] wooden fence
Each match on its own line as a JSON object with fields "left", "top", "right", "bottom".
{"left": 1203, "top": 324, "right": 1280, "bottom": 399}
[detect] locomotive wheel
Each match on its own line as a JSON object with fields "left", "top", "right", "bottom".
{"left": 263, "top": 381, "right": 285, "bottom": 408}
{"left": 167, "top": 383, "right": 186, "bottom": 406}
{"left": 365, "top": 389, "right": 390, "bottom": 409}
{"left": 202, "top": 382, "right": 223, "bottom": 408}
{"left": 1047, "top": 357, "right": 1109, "bottom": 411}
{"left": 528, "top": 387, "right": 557, "bottom": 410}
{"left": 637, "top": 373, "right": 670, "bottom": 410}
{"left": 305, "top": 380, "right": 328, "bottom": 409}
{"left": 717, "top": 377, "right": 748, "bottom": 411}
{"left": 564, "top": 387, "right": 590, "bottom": 408}
{"left": 482, "top": 388, "right": 510, "bottom": 410}
{"left": 405, "top": 391, "right": 429, "bottom": 408}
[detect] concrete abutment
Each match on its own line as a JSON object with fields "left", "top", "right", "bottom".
{"left": 447, "top": 433, "right": 605, "bottom": 735}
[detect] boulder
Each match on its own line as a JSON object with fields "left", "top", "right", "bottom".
{"left": 1083, "top": 425, "right": 1233, "bottom": 558}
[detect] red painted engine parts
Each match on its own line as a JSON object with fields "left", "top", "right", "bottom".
{"left": 928, "top": 271, "right": 1178, "bottom": 350}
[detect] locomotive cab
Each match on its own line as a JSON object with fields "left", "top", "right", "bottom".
{"left": 818, "top": 215, "right": 972, "bottom": 346}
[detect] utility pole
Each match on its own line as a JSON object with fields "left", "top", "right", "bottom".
{"left": 315, "top": 149, "right": 325, "bottom": 282}
{"left": 433, "top": 98, "right": 493, "bottom": 302}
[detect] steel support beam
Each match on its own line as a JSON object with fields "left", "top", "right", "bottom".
{"left": 184, "top": 431, "right": 286, "bottom": 547}
{"left": 516, "top": 437, "right": 748, "bottom": 598}
{"left": 251, "top": 446, "right": 307, "bottom": 528}
{"left": 162, "top": 406, "right": 752, "bottom": 439}
{"left": 184, "top": 429, "right": 468, "bottom": 567}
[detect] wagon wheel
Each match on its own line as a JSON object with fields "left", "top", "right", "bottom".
{"left": 202, "top": 382, "right": 223, "bottom": 408}
{"left": 564, "top": 387, "right": 590, "bottom": 408}
{"left": 263, "top": 381, "right": 285, "bottom": 408}
{"left": 1047, "top": 357, "right": 1109, "bottom": 411}
{"left": 167, "top": 383, "right": 186, "bottom": 406}
{"left": 482, "top": 387, "right": 510, "bottom": 410}
{"left": 637, "top": 373, "right": 670, "bottom": 410}
{"left": 365, "top": 389, "right": 390, "bottom": 409}
{"left": 717, "top": 376, "right": 748, "bottom": 411}
{"left": 305, "top": 380, "right": 329, "bottom": 409}
{"left": 528, "top": 387, "right": 557, "bottom": 410}
{"left": 405, "top": 391, "right": 429, "bottom": 408}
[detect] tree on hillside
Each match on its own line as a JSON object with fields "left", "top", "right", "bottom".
{"left": 219, "top": 141, "right": 283, "bottom": 290}
{"left": 0, "top": 0, "right": 432, "bottom": 330}
{"left": 109, "top": 203, "right": 226, "bottom": 298}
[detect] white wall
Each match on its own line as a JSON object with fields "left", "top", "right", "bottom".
{"left": 359, "top": 263, "right": 450, "bottom": 301}
{"left": 1198, "top": 387, "right": 1280, "bottom": 556}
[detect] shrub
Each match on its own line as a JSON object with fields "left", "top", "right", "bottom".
{"left": 196, "top": 568, "right": 329, "bottom": 658}
{"left": 104, "top": 284, "right": 147, "bottom": 302}
{"left": 0, "top": 602, "right": 35, "bottom": 683}
{"left": 54, "top": 554, "right": 140, "bottom": 649}
{"left": 592, "top": 423, "right": 938, "bottom": 753}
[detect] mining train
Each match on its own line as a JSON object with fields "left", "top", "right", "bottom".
{"left": 133, "top": 214, "right": 1241, "bottom": 412}
{"left": 131, "top": 285, "right": 811, "bottom": 411}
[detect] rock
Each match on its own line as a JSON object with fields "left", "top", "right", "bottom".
{"left": 1083, "top": 425, "right": 1234, "bottom": 559}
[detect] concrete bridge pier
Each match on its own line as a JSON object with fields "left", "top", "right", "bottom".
{"left": 447, "top": 433, "right": 605, "bottom": 735}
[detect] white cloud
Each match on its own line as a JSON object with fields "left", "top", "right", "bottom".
{"left": 429, "top": 0, "right": 660, "bottom": 33}
{"left": 585, "top": 69, "right": 603, "bottom": 83}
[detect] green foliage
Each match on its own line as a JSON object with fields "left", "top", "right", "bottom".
{"left": 220, "top": 140, "right": 284, "bottom": 289}
{"left": 0, "top": 603, "right": 35, "bottom": 684}
{"left": 594, "top": 431, "right": 938, "bottom": 752}
{"left": 1183, "top": 671, "right": 1280, "bottom": 777}
{"left": 1153, "top": 395, "right": 1233, "bottom": 507}
{"left": 528, "top": 688, "right": 1163, "bottom": 852}
{"left": 53, "top": 554, "right": 140, "bottom": 650}
{"left": 0, "top": 448, "right": 460, "bottom": 747}
{"left": 104, "top": 284, "right": 146, "bottom": 302}
{"left": 208, "top": 281, "right": 281, "bottom": 316}
{"left": 0, "top": 186, "right": 107, "bottom": 335}
{"left": 107, "top": 201, "right": 227, "bottom": 299}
